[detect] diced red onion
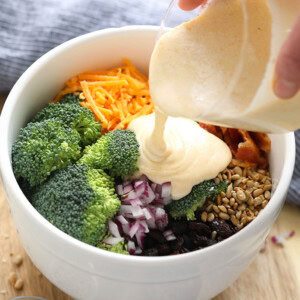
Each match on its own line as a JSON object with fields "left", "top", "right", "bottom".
{"left": 163, "top": 230, "right": 173, "bottom": 237}
{"left": 142, "top": 208, "right": 152, "bottom": 220}
{"left": 113, "top": 175, "right": 172, "bottom": 252}
{"left": 116, "top": 215, "right": 128, "bottom": 225}
{"left": 161, "top": 182, "right": 171, "bottom": 198}
{"left": 129, "top": 221, "right": 140, "bottom": 238}
{"left": 120, "top": 205, "right": 133, "bottom": 214}
{"left": 134, "top": 181, "right": 146, "bottom": 197}
{"left": 155, "top": 184, "right": 162, "bottom": 196}
{"left": 123, "top": 184, "right": 134, "bottom": 194}
{"left": 156, "top": 219, "right": 168, "bottom": 231}
{"left": 156, "top": 204, "right": 164, "bottom": 209}
{"left": 130, "top": 198, "right": 143, "bottom": 207}
{"left": 122, "top": 223, "right": 130, "bottom": 235}
{"left": 163, "top": 195, "right": 172, "bottom": 205}
{"left": 128, "top": 240, "right": 136, "bottom": 255}
{"left": 134, "top": 180, "right": 144, "bottom": 189}
{"left": 139, "top": 220, "right": 149, "bottom": 233}
{"left": 271, "top": 230, "right": 295, "bottom": 247}
{"left": 116, "top": 185, "right": 123, "bottom": 195}
{"left": 108, "top": 220, "right": 121, "bottom": 238}
{"left": 153, "top": 196, "right": 164, "bottom": 206}
{"left": 146, "top": 217, "right": 156, "bottom": 229}
{"left": 131, "top": 205, "right": 144, "bottom": 219}
{"left": 156, "top": 209, "right": 168, "bottom": 231}
{"left": 271, "top": 235, "right": 285, "bottom": 246}
{"left": 165, "top": 234, "right": 176, "bottom": 241}
{"left": 141, "top": 183, "right": 155, "bottom": 204}
{"left": 151, "top": 183, "right": 157, "bottom": 192}
{"left": 155, "top": 207, "right": 166, "bottom": 218}
{"left": 142, "top": 184, "right": 149, "bottom": 197}
{"left": 113, "top": 218, "right": 123, "bottom": 234}
{"left": 135, "top": 247, "right": 142, "bottom": 255}
{"left": 102, "top": 236, "right": 124, "bottom": 246}
{"left": 123, "top": 191, "right": 138, "bottom": 201}
{"left": 163, "top": 230, "right": 176, "bottom": 241}
{"left": 135, "top": 230, "right": 145, "bottom": 249}
{"left": 120, "top": 198, "right": 130, "bottom": 205}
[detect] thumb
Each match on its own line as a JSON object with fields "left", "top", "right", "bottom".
{"left": 274, "top": 13, "right": 300, "bottom": 99}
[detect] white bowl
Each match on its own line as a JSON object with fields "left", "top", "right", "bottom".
{"left": 0, "top": 26, "right": 295, "bottom": 300}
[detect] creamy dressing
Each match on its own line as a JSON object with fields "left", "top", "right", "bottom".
{"left": 129, "top": 111, "right": 232, "bottom": 200}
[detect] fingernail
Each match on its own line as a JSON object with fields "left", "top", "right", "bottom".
{"left": 274, "top": 77, "right": 299, "bottom": 99}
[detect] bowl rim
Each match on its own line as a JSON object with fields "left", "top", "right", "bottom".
{"left": 0, "top": 25, "right": 296, "bottom": 266}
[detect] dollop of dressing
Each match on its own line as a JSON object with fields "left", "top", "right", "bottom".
{"left": 129, "top": 111, "right": 232, "bottom": 200}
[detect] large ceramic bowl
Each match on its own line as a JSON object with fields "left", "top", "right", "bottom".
{"left": 0, "top": 26, "right": 295, "bottom": 300}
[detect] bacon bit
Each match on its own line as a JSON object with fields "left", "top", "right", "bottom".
{"left": 199, "top": 123, "right": 271, "bottom": 168}
{"left": 271, "top": 231, "right": 295, "bottom": 247}
{"left": 234, "top": 130, "right": 268, "bottom": 168}
{"left": 249, "top": 131, "right": 271, "bottom": 153}
{"left": 199, "top": 123, "right": 223, "bottom": 139}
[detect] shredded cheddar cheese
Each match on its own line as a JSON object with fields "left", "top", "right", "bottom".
{"left": 55, "top": 59, "right": 154, "bottom": 131}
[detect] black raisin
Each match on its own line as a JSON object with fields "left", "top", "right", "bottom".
{"left": 207, "top": 239, "right": 218, "bottom": 247}
{"left": 210, "top": 219, "right": 221, "bottom": 231}
{"left": 144, "top": 236, "right": 156, "bottom": 248}
{"left": 216, "top": 222, "right": 233, "bottom": 238}
{"left": 157, "top": 243, "right": 171, "bottom": 255}
{"left": 188, "top": 231, "right": 198, "bottom": 241}
{"left": 148, "top": 230, "right": 166, "bottom": 244}
{"left": 210, "top": 219, "right": 233, "bottom": 238}
{"left": 182, "top": 234, "right": 193, "bottom": 250}
{"left": 193, "top": 235, "right": 210, "bottom": 247}
{"left": 170, "top": 236, "right": 184, "bottom": 251}
{"left": 142, "top": 248, "right": 159, "bottom": 256}
{"left": 188, "top": 222, "right": 211, "bottom": 237}
{"left": 170, "top": 221, "right": 188, "bottom": 235}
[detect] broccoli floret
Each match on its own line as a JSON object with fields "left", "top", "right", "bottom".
{"left": 31, "top": 95, "right": 101, "bottom": 146}
{"left": 79, "top": 129, "right": 140, "bottom": 178}
{"left": 12, "top": 119, "right": 81, "bottom": 187}
{"left": 30, "top": 164, "right": 120, "bottom": 246}
{"left": 168, "top": 180, "right": 228, "bottom": 220}
{"left": 98, "top": 235, "right": 129, "bottom": 255}
{"left": 59, "top": 93, "right": 82, "bottom": 105}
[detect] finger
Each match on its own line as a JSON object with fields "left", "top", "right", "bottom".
{"left": 178, "top": 0, "right": 206, "bottom": 11}
{"left": 274, "top": 13, "right": 300, "bottom": 99}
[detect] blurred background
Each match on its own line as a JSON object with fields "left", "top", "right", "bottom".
{"left": 0, "top": 0, "right": 192, "bottom": 92}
